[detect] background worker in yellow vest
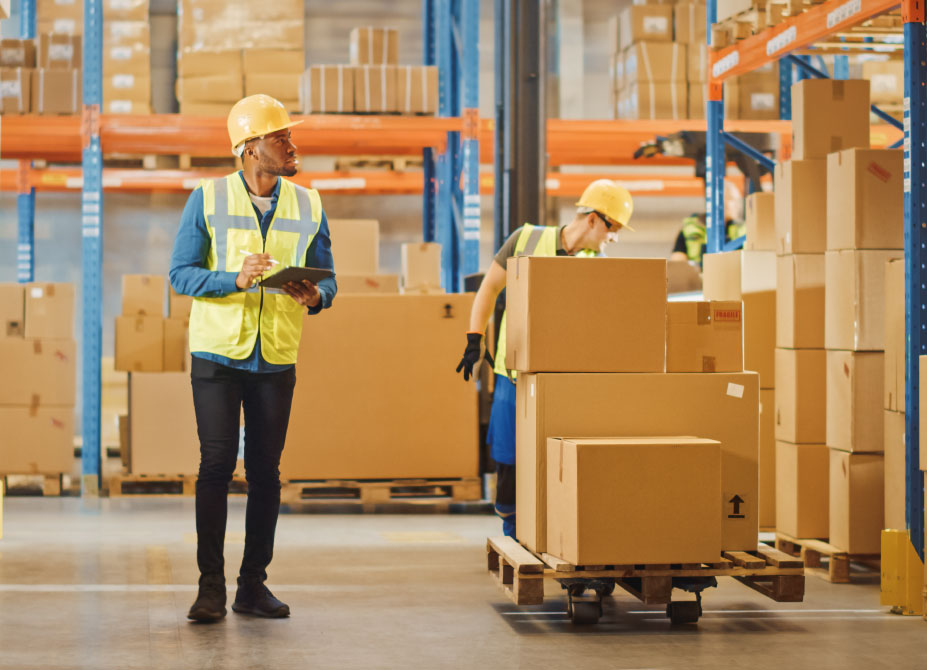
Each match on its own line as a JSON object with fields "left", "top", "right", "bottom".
{"left": 670, "top": 214, "right": 745, "bottom": 267}
{"left": 169, "top": 95, "right": 337, "bottom": 622}
{"left": 455, "top": 180, "right": 634, "bottom": 538}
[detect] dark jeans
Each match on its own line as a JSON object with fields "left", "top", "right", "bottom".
{"left": 190, "top": 356, "right": 297, "bottom": 582}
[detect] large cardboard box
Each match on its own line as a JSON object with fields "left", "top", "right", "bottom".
{"left": 176, "top": 73, "right": 243, "bottom": 103}
{"left": 825, "top": 250, "right": 901, "bottom": 351}
{"left": 687, "top": 81, "right": 705, "bottom": 119}
{"left": 32, "top": 69, "right": 81, "bottom": 114}
{"left": 300, "top": 65, "right": 355, "bottom": 114}
{"left": 353, "top": 65, "right": 398, "bottom": 113}
{"left": 622, "top": 42, "right": 686, "bottom": 84}
{"left": 349, "top": 27, "right": 399, "bottom": 66}
{"left": 336, "top": 274, "right": 400, "bottom": 294}
{"left": 744, "top": 291, "right": 776, "bottom": 389}
{"left": 737, "top": 69, "right": 779, "bottom": 121}
{"left": 38, "top": 34, "right": 81, "bottom": 69}
{"left": 103, "top": 0, "right": 149, "bottom": 20}
{"left": 104, "top": 41, "right": 151, "bottom": 77}
{"left": 505, "top": 256, "right": 667, "bottom": 373}
{"left": 0, "top": 283, "right": 24, "bottom": 338}
{"left": 883, "top": 409, "right": 906, "bottom": 529}
{"left": 674, "top": 3, "right": 707, "bottom": 44}
{"left": 618, "top": 5, "right": 674, "bottom": 50}
{"left": 884, "top": 259, "right": 904, "bottom": 412}
{"left": 396, "top": 65, "right": 438, "bottom": 115}
{"left": 400, "top": 242, "right": 441, "bottom": 292}
{"left": 0, "top": 67, "right": 31, "bottom": 113}
{"left": 687, "top": 43, "right": 707, "bottom": 83}
{"left": 122, "top": 274, "right": 164, "bottom": 316}
{"left": 25, "top": 283, "right": 73, "bottom": 339}
{"left": 665, "top": 300, "right": 743, "bottom": 373}
{"left": 516, "top": 371, "right": 760, "bottom": 553}
{"left": 774, "top": 159, "right": 827, "bottom": 255}
{"left": 829, "top": 449, "right": 884, "bottom": 554}
{"left": 178, "top": 50, "right": 241, "bottom": 79}
{"left": 282, "top": 295, "right": 479, "bottom": 480}
{"left": 546, "top": 437, "right": 722, "bottom": 565}
{"left": 169, "top": 287, "right": 193, "bottom": 319}
{"left": 0, "top": 339, "right": 76, "bottom": 406}
{"left": 179, "top": 101, "right": 230, "bottom": 116}
{"left": 759, "top": 388, "right": 776, "bottom": 529}
{"left": 130, "top": 372, "right": 199, "bottom": 475}
{"left": 327, "top": 219, "right": 379, "bottom": 275}
{"left": 702, "top": 250, "right": 777, "bottom": 300}
{"left": 862, "top": 60, "right": 904, "bottom": 104}
{"left": 163, "top": 318, "right": 188, "bottom": 373}
{"left": 666, "top": 259, "right": 702, "bottom": 293}
{"left": 775, "top": 348, "right": 826, "bottom": 444}
{"left": 745, "top": 192, "right": 775, "bottom": 251}
{"left": 0, "top": 408, "right": 74, "bottom": 474}
{"left": 0, "top": 39, "right": 36, "bottom": 67}
{"left": 775, "top": 442, "right": 829, "bottom": 539}
{"left": 792, "top": 79, "right": 870, "bottom": 160}
{"left": 717, "top": 0, "right": 752, "bottom": 21}
{"left": 826, "top": 149, "right": 904, "bottom": 251}
{"left": 244, "top": 73, "right": 300, "bottom": 102}
{"left": 826, "top": 350, "right": 884, "bottom": 453}
{"left": 115, "top": 316, "right": 164, "bottom": 372}
{"left": 776, "top": 254, "right": 825, "bottom": 349}
{"left": 102, "top": 73, "right": 150, "bottom": 103}
{"left": 618, "top": 82, "right": 687, "bottom": 120}
{"left": 242, "top": 48, "right": 304, "bottom": 74}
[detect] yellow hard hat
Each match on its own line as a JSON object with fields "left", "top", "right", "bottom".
{"left": 575, "top": 179, "right": 634, "bottom": 231}
{"left": 227, "top": 94, "right": 303, "bottom": 153}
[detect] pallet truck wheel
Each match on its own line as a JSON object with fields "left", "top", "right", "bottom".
{"left": 666, "top": 601, "right": 700, "bottom": 625}
{"left": 570, "top": 601, "right": 601, "bottom": 625}
{"left": 598, "top": 582, "right": 616, "bottom": 597}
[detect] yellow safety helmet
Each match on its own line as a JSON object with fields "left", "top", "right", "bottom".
{"left": 575, "top": 179, "right": 634, "bottom": 231}
{"left": 227, "top": 94, "right": 303, "bottom": 154}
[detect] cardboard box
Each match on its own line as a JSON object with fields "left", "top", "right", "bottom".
{"left": 0, "top": 67, "right": 32, "bottom": 114}
{"left": 38, "top": 34, "right": 81, "bottom": 69}
{"left": 622, "top": 42, "right": 686, "bottom": 84}
{"left": 349, "top": 27, "right": 399, "bottom": 66}
{"left": 775, "top": 348, "right": 826, "bottom": 444}
{"left": 336, "top": 274, "right": 400, "bottom": 294}
{"left": 0, "top": 339, "right": 76, "bottom": 406}
{"left": 619, "top": 5, "right": 674, "bottom": 50}
{"left": 353, "top": 65, "right": 398, "bottom": 113}
{"left": 516, "top": 371, "right": 760, "bottom": 553}
{"left": 130, "top": 372, "right": 199, "bottom": 475}
{"left": 38, "top": 0, "right": 82, "bottom": 20}
{"left": 665, "top": 300, "right": 743, "bottom": 373}
{"left": 775, "top": 442, "right": 829, "bottom": 539}
{"left": 300, "top": 65, "right": 355, "bottom": 114}
{"left": 169, "top": 287, "right": 193, "bottom": 319}
{"left": 163, "top": 318, "right": 188, "bottom": 373}
{"left": 103, "top": 0, "right": 149, "bottom": 20}
{"left": 179, "top": 16, "right": 304, "bottom": 53}
{"left": 245, "top": 73, "right": 300, "bottom": 101}
{"left": 666, "top": 259, "right": 702, "bottom": 293}
{"left": 0, "top": 39, "right": 36, "bottom": 67}
{"left": 505, "top": 256, "right": 667, "bottom": 373}
{"left": 546, "top": 437, "right": 722, "bottom": 565}
{"left": 759, "top": 388, "right": 776, "bottom": 529}
{"left": 103, "top": 73, "right": 150, "bottom": 103}
{"left": 0, "top": 284, "right": 24, "bottom": 338}
{"left": 674, "top": 3, "right": 707, "bottom": 44}
{"left": 115, "top": 316, "right": 164, "bottom": 372}
{"left": 792, "top": 79, "right": 870, "bottom": 160}
{"left": 702, "top": 250, "right": 777, "bottom": 300}
{"left": 774, "top": 159, "right": 827, "bottom": 255}
{"left": 744, "top": 291, "right": 776, "bottom": 389}
{"left": 104, "top": 44, "right": 151, "bottom": 78}
{"left": 737, "top": 71, "right": 779, "bottom": 120}
{"left": 178, "top": 50, "right": 242, "bottom": 79}
{"left": 176, "top": 73, "right": 243, "bottom": 103}
{"left": 618, "top": 82, "right": 687, "bottom": 119}
{"left": 862, "top": 60, "right": 904, "bottom": 104}
{"left": 121, "top": 274, "right": 164, "bottom": 317}
{"left": 884, "top": 259, "right": 904, "bottom": 412}
{"left": 883, "top": 409, "right": 906, "bottom": 529}
{"left": 32, "top": 69, "right": 81, "bottom": 114}
{"left": 104, "top": 19, "right": 149, "bottom": 46}
{"left": 745, "top": 192, "right": 775, "bottom": 251}
{"left": 687, "top": 81, "right": 705, "bottom": 119}
{"left": 282, "top": 295, "right": 479, "bottom": 480}
{"left": 401, "top": 242, "right": 441, "bottom": 292}
{"left": 104, "top": 100, "right": 150, "bottom": 114}
{"left": 396, "top": 66, "right": 438, "bottom": 115}
{"left": 825, "top": 250, "right": 901, "bottom": 351}
{"left": 717, "top": 0, "right": 752, "bottom": 21}
{"left": 37, "top": 18, "right": 80, "bottom": 36}
{"left": 687, "top": 43, "right": 707, "bottom": 83}
{"left": 829, "top": 449, "right": 884, "bottom": 553}
{"left": 776, "top": 254, "right": 825, "bottom": 349}
{"left": 826, "top": 148, "right": 904, "bottom": 251}
{"left": 25, "top": 283, "right": 74, "bottom": 339}
{"left": 178, "top": 101, "right": 230, "bottom": 116}
{"left": 328, "top": 219, "right": 379, "bottom": 275}
{"left": 0, "top": 408, "right": 74, "bottom": 475}
{"left": 242, "top": 48, "right": 304, "bottom": 74}
{"left": 827, "top": 350, "right": 884, "bottom": 453}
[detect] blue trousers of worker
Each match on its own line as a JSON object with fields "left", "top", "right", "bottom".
{"left": 487, "top": 374, "right": 517, "bottom": 538}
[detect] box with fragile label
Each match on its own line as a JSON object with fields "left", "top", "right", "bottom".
{"left": 505, "top": 256, "right": 667, "bottom": 373}
{"left": 775, "top": 348, "right": 826, "bottom": 444}
{"left": 825, "top": 249, "right": 901, "bottom": 351}
{"left": 665, "top": 301, "right": 743, "bottom": 373}
{"left": 619, "top": 5, "right": 673, "bottom": 50}
{"left": 546, "top": 437, "right": 722, "bottom": 565}
{"left": 759, "top": 389, "right": 776, "bottom": 529}
{"left": 776, "top": 254, "right": 825, "bottom": 349}
{"left": 0, "top": 408, "right": 75, "bottom": 475}
{"left": 336, "top": 275, "right": 400, "bottom": 294}
{"left": 776, "top": 442, "right": 829, "bottom": 539}
{"left": 826, "top": 350, "right": 884, "bottom": 453}
{"left": 884, "top": 259, "right": 904, "bottom": 412}
{"left": 32, "top": 69, "right": 81, "bottom": 114}
{"left": 300, "top": 65, "right": 355, "bottom": 114}
{"left": 862, "top": 60, "right": 904, "bottom": 104}
{"left": 349, "top": 27, "right": 399, "bottom": 66}
{"left": 674, "top": 3, "right": 707, "bottom": 44}
{"left": 745, "top": 192, "right": 775, "bottom": 251}
{"left": 401, "top": 242, "right": 442, "bottom": 292}
{"left": 122, "top": 275, "right": 164, "bottom": 317}
{"left": 354, "top": 65, "right": 398, "bottom": 113}
{"left": 826, "top": 148, "right": 904, "bottom": 251}
{"left": 0, "top": 284, "right": 24, "bottom": 338}
{"left": 115, "top": 316, "right": 164, "bottom": 372}
{"left": 103, "top": 73, "right": 151, "bottom": 104}
{"left": 622, "top": 42, "right": 686, "bottom": 84}
{"left": 0, "top": 339, "right": 76, "bottom": 406}
{"left": 38, "top": 34, "right": 81, "bottom": 69}
{"left": 25, "top": 283, "right": 74, "bottom": 339}
{"left": 774, "top": 159, "right": 827, "bottom": 255}
{"left": 0, "top": 39, "right": 36, "bottom": 67}
{"left": 792, "top": 79, "right": 870, "bottom": 160}
{"left": 396, "top": 66, "right": 438, "bottom": 115}
{"left": 618, "top": 82, "right": 687, "bottom": 120}
{"left": 328, "top": 219, "right": 379, "bottom": 275}
{"left": 0, "top": 68, "right": 31, "bottom": 114}
{"left": 242, "top": 48, "right": 304, "bottom": 74}
{"left": 829, "top": 449, "right": 884, "bottom": 554}
{"left": 883, "top": 410, "right": 906, "bottom": 529}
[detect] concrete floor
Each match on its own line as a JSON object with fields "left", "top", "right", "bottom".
{"left": 0, "top": 499, "right": 925, "bottom": 670}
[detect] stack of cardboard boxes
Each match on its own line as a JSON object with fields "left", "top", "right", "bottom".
{"left": 30, "top": 0, "right": 82, "bottom": 114}
{"left": 509, "top": 256, "right": 760, "bottom": 564}
{"left": 102, "top": 0, "right": 151, "bottom": 114}
{"left": 0, "top": 37, "right": 36, "bottom": 114}
{"left": 0, "top": 283, "right": 76, "bottom": 477}
{"left": 115, "top": 275, "right": 190, "bottom": 373}
{"left": 327, "top": 219, "right": 399, "bottom": 294}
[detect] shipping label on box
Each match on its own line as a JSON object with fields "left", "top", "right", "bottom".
{"left": 883, "top": 409, "right": 906, "bottom": 529}
{"left": 759, "top": 388, "right": 776, "bottom": 529}
{"left": 301, "top": 65, "right": 354, "bottom": 114}
{"left": 115, "top": 315, "right": 164, "bottom": 372}
{"left": 885, "top": 259, "right": 904, "bottom": 412}
{"left": 622, "top": 42, "right": 686, "bottom": 84}
{"left": 665, "top": 300, "right": 743, "bottom": 373}
{"left": 103, "top": 0, "right": 149, "bottom": 21}
{"left": 619, "top": 5, "right": 673, "bottom": 50}
{"left": 0, "top": 67, "right": 31, "bottom": 114}
{"left": 776, "top": 254, "right": 825, "bottom": 349}
{"left": 829, "top": 449, "right": 884, "bottom": 554}
{"left": 353, "top": 65, "right": 398, "bottom": 113}
{"left": 792, "top": 79, "right": 870, "bottom": 160}
{"left": 775, "top": 441, "right": 830, "bottom": 539}
{"left": 826, "top": 350, "right": 884, "bottom": 453}
{"left": 103, "top": 73, "right": 151, "bottom": 103}
{"left": 25, "top": 283, "right": 74, "bottom": 339}
{"left": 32, "top": 68, "right": 81, "bottom": 115}
{"left": 0, "top": 408, "right": 75, "bottom": 475}
{"left": 0, "top": 39, "right": 36, "bottom": 68}
{"left": 0, "top": 283, "right": 25, "bottom": 338}
{"left": 396, "top": 65, "right": 438, "bottom": 114}
{"left": 775, "top": 348, "right": 826, "bottom": 444}
{"left": 745, "top": 192, "right": 775, "bottom": 251}
{"left": 825, "top": 249, "right": 901, "bottom": 351}
{"left": 349, "top": 27, "right": 399, "bottom": 66}
{"left": 327, "top": 219, "right": 379, "bottom": 275}
{"left": 38, "top": 34, "right": 81, "bottom": 69}
{"left": 121, "top": 274, "right": 164, "bottom": 317}
{"left": 0, "top": 338, "right": 76, "bottom": 406}
{"left": 774, "top": 159, "right": 827, "bottom": 255}
{"left": 337, "top": 274, "right": 400, "bottom": 294}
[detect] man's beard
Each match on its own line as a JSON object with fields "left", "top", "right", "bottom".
{"left": 258, "top": 156, "right": 298, "bottom": 177}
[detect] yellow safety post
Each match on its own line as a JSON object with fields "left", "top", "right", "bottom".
{"left": 881, "top": 529, "right": 925, "bottom": 616}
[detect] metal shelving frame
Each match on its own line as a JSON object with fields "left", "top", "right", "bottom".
{"left": 705, "top": 0, "right": 925, "bottom": 560}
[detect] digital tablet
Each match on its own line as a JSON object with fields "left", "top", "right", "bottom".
{"left": 260, "top": 266, "right": 334, "bottom": 289}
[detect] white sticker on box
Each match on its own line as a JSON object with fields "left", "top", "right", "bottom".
{"left": 110, "top": 0, "right": 133, "bottom": 9}
{"left": 55, "top": 0, "right": 76, "bottom": 5}
{"left": 0, "top": 80, "right": 22, "bottom": 97}
{"left": 49, "top": 44, "right": 74, "bottom": 62}
{"left": 871, "top": 74, "right": 898, "bottom": 94}
{"left": 110, "top": 46, "right": 132, "bottom": 61}
{"left": 726, "top": 383, "right": 744, "bottom": 399}
{"left": 1, "top": 47, "right": 25, "bottom": 64}
{"left": 750, "top": 93, "right": 775, "bottom": 111}
{"left": 31, "top": 287, "right": 44, "bottom": 298}
{"left": 112, "top": 74, "right": 135, "bottom": 89}
{"left": 53, "top": 19, "right": 77, "bottom": 34}
{"left": 530, "top": 383, "right": 535, "bottom": 398}
{"left": 109, "top": 100, "right": 133, "bottom": 114}
{"left": 643, "top": 16, "right": 668, "bottom": 34}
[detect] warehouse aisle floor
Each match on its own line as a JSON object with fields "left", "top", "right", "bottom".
{"left": 1, "top": 498, "right": 925, "bottom": 670}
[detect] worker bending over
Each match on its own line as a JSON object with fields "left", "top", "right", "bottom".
{"left": 456, "top": 180, "right": 634, "bottom": 538}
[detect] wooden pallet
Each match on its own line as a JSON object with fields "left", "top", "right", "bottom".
{"left": 1, "top": 474, "right": 66, "bottom": 497}
{"left": 775, "top": 532, "right": 880, "bottom": 583}
{"left": 281, "top": 477, "right": 482, "bottom": 506}
{"left": 107, "top": 473, "right": 247, "bottom": 497}
{"left": 333, "top": 155, "right": 423, "bottom": 172}
{"left": 103, "top": 154, "right": 173, "bottom": 170}
{"left": 178, "top": 154, "right": 241, "bottom": 171}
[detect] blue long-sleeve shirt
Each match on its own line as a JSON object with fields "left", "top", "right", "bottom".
{"left": 169, "top": 172, "right": 337, "bottom": 373}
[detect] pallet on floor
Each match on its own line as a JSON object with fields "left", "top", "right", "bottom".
{"left": 280, "top": 477, "right": 482, "bottom": 507}
{"left": 106, "top": 473, "right": 247, "bottom": 497}
{"left": 1, "top": 474, "right": 67, "bottom": 497}
{"left": 774, "top": 531, "right": 880, "bottom": 583}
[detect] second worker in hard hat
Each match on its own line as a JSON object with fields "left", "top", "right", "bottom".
{"left": 169, "top": 94, "right": 337, "bottom": 622}
{"left": 455, "top": 179, "right": 634, "bottom": 538}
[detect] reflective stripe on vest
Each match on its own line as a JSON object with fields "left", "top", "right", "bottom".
{"left": 188, "top": 173, "right": 323, "bottom": 365}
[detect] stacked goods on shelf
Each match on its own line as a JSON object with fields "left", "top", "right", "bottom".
{"left": 350, "top": 27, "right": 398, "bottom": 114}
{"left": 676, "top": 2, "right": 708, "bottom": 120}
{"left": 33, "top": 33, "right": 81, "bottom": 114}
{"left": 0, "top": 283, "right": 76, "bottom": 476}
{"left": 0, "top": 38, "right": 35, "bottom": 114}
{"left": 511, "top": 256, "right": 760, "bottom": 563}
{"left": 400, "top": 242, "right": 444, "bottom": 295}
{"left": 861, "top": 57, "right": 904, "bottom": 121}
{"left": 177, "top": 49, "right": 243, "bottom": 116}
{"left": 327, "top": 219, "right": 399, "bottom": 293}
{"left": 115, "top": 274, "right": 189, "bottom": 372}
{"left": 243, "top": 48, "right": 304, "bottom": 112}
{"left": 37, "top": 0, "right": 81, "bottom": 36}
{"left": 102, "top": 0, "right": 151, "bottom": 114}
{"left": 725, "top": 62, "right": 780, "bottom": 120}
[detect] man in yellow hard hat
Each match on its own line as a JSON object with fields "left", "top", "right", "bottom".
{"left": 169, "top": 94, "right": 337, "bottom": 622}
{"left": 455, "top": 179, "right": 634, "bottom": 538}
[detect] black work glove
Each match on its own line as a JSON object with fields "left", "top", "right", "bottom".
{"left": 456, "top": 333, "right": 494, "bottom": 381}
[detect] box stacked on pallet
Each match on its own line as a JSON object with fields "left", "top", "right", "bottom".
{"left": 102, "top": 0, "right": 151, "bottom": 114}
{"left": 33, "top": 32, "right": 81, "bottom": 114}
{"left": 0, "top": 283, "right": 76, "bottom": 477}
{"left": 0, "top": 38, "right": 36, "bottom": 114}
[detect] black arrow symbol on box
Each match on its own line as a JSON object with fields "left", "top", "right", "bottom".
{"left": 728, "top": 495, "right": 745, "bottom": 519}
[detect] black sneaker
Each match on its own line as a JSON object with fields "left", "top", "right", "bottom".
{"left": 187, "top": 574, "right": 227, "bottom": 622}
{"left": 232, "top": 578, "right": 290, "bottom": 618}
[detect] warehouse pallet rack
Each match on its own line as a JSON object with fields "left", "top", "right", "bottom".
{"left": 703, "top": 0, "right": 925, "bottom": 566}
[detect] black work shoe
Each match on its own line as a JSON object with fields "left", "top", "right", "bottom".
{"left": 188, "top": 575, "right": 227, "bottom": 622}
{"left": 232, "top": 578, "right": 290, "bottom": 618}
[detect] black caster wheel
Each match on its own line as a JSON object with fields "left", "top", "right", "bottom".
{"left": 570, "top": 600, "right": 602, "bottom": 625}
{"left": 597, "top": 582, "right": 616, "bottom": 597}
{"left": 666, "top": 600, "right": 701, "bottom": 625}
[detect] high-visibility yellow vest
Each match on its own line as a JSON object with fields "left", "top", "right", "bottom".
{"left": 681, "top": 216, "right": 707, "bottom": 264}
{"left": 188, "top": 173, "right": 323, "bottom": 365}
{"left": 493, "top": 224, "right": 595, "bottom": 378}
